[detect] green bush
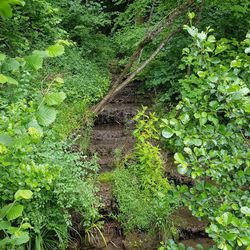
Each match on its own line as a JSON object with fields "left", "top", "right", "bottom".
{"left": 113, "top": 108, "right": 179, "bottom": 237}
{"left": 0, "top": 40, "right": 101, "bottom": 249}
{"left": 162, "top": 23, "right": 250, "bottom": 250}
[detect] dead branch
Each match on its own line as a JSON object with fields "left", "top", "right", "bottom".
{"left": 92, "top": 0, "right": 197, "bottom": 114}
{"left": 92, "top": 27, "right": 181, "bottom": 113}
{"left": 108, "top": 0, "right": 196, "bottom": 89}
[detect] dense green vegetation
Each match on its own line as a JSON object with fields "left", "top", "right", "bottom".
{"left": 0, "top": 0, "right": 249, "bottom": 249}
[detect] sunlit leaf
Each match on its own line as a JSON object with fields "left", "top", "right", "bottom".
{"left": 45, "top": 92, "right": 66, "bottom": 106}
{"left": 6, "top": 205, "right": 24, "bottom": 221}
{"left": 14, "top": 190, "right": 33, "bottom": 201}
{"left": 47, "top": 44, "right": 64, "bottom": 57}
{"left": 25, "top": 54, "right": 43, "bottom": 70}
{"left": 37, "top": 104, "right": 58, "bottom": 127}
{"left": 162, "top": 128, "right": 173, "bottom": 139}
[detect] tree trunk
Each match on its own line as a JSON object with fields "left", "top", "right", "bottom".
{"left": 92, "top": 27, "right": 181, "bottom": 113}
{"left": 92, "top": 0, "right": 196, "bottom": 114}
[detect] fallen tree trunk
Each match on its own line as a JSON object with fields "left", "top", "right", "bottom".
{"left": 92, "top": 27, "right": 181, "bottom": 113}
{"left": 92, "top": 0, "right": 196, "bottom": 114}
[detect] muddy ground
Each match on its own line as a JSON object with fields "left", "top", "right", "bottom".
{"left": 85, "top": 82, "right": 213, "bottom": 250}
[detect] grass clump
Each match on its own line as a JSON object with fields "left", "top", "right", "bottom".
{"left": 97, "top": 172, "right": 115, "bottom": 183}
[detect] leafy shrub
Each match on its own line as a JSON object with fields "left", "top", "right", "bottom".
{"left": 58, "top": 0, "right": 114, "bottom": 65}
{"left": 27, "top": 139, "right": 100, "bottom": 249}
{"left": 0, "top": 190, "right": 33, "bottom": 249}
{"left": 0, "top": 0, "right": 64, "bottom": 55}
{"left": 42, "top": 46, "right": 110, "bottom": 104}
{"left": 114, "top": 108, "right": 179, "bottom": 236}
{"left": 0, "top": 40, "right": 101, "bottom": 249}
{"left": 162, "top": 23, "right": 250, "bottom": 250}
{"left": 158, "top": 239, "right": 208, "bottom": 250}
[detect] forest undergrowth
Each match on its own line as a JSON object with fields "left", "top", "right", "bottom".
{"left": 0, "top": 0, "right": 249, "bottom": 249}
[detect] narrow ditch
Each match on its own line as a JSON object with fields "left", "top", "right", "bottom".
{"left": 87, "top": 81, "right": 213, "bottom": 250}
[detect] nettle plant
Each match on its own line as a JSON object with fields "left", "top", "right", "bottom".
{"left": 0, "top": 42, "right": 67, "bottom": 248}
{"left": 161, "top": 22, "right": 250, "bottom": 250}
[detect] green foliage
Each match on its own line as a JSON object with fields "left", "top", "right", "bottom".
{"left": 0, "top": 0, "right": 64, "bottom": 54}
{"left": 58, "top": 0, "right": 114, "bottom": 65}
{"left": 0, "top": 38, "right": 101, "bottom": 249}
{"left": 0, "top": 190, "right": 33, "bottom": 249}
{"left": 26, "top": 140, "right": 100, "bottom": 249}
{"left": 210, "top": 0, "right": 250, "bottom": 18}
{"left": 97, "top": 172, "right": 115, "bottom": 183}
{"left": 161, "top": 25, "right": 250, "bottom": 249}
{"left": 42, "top": 46, "right": 110, "bottom": 105}
{"left": 132, "top": 107, "right": 171, "bottom": 193}
{"left": 0, "top": 0, "right": 25, "bottom": 19}
{"left": 114, "top": 108, "right": 179, "bottom": 236}
{"left": 158, "top": 239, "right": 209, "bottom": 250}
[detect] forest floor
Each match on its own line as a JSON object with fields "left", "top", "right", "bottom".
{"left": 86, "top": 81, "right": 213, "bottom": 250}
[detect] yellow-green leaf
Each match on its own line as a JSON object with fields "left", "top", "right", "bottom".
{"left": 14, "top": 190, "right": 33, "bottom": 201}
{"left": 47, "top": 44, "right": 64, "bottom": 57}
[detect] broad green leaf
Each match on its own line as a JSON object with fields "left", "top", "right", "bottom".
{"left": 240, "top": 236, "right": 250, "bottom": 245}
{"left": 174, "top": 152, "right": 185, "bottom": 164}
{"left": 180, "top": 113, "right": 190, "bottom": 124}
{"left": 0, "top": 2, "right": 12, "bottom": 18}
{"left": 0, "top": 134, "right": 14, "bottom": 146}
{"left": 25, "top": 54, "right": 43, "bottom": 70}
{"left": 162, "top": 128, "right": 174, "bottom": 139}
{"left": 188, "top": 12, "right": 195, "bottom": 20}
{"left": 14, "top": 231, "right": 30, "bottom": 245}
{"left": 6, "top": 76, "right": 18, "bottom": 85}
{"left": 21, "top": 222, "right": 33, "bottom": 230}
{"left": 47, "top": 44, "right": 64, "bottom": 57}
{"left": 0, "top": 204, "right": 12, "bottom": 218}
{"left": 0, "top": 74, "right": 18, "bottom": 85}
{"left": 7, "top": 226, "right": 18, "bottom": 234}
{"left": 0, "top": 74, "right": 8, "bottom": 83}
{"left": 0, "top": 220, "right": 11, "bottom": 230}
{"left": 184, "top": 147, "right": 192, "bottom": 155}
{"left": 243, "top": 98, "right": 250, "bottom": 113}
{"left": 0, "top": 53, "right": 6, "bottom": 61}
{"left": 192, "top": 138, "right": 202, "bottom": 146}
{"left": 184, "top": 25, "right": 198, "bottom": 37}
{"left": 239, "top": 87, "right": 250, "bottom": 96}
{"left": 245, "top": 47, "right": 250, "bottom": 54}
{"left": 207, "top": 35, "right": 216, "bottom": 43}
{"left": 33, "top": 50, "right": 49, "bottom": 58}
{"left": 2, "top": 58, "right": 19, "bottom": 71}
{"left": 209, "top": 223, "right": 218, "bottom": 233}
{"left": 0, "top": 236, "right": 11, "bottom": 247}
{"left": 45, "top": 92, "right": 66, "bottom": 106}
{"left": 8, "top": 0, "right": 25, "bottom": 6}
{"left": 215, "top": 44, "right": 228, "bottom": 55}
{"left": 223, "top": 244, "right": 232, "bottom": 250}
{"left": 6, "top": 205, "right": 24, "bottom": 221}
{"left": 221, "top": 212, "right": 232, "bottom": 225}
{"left": 174, "top": 153, "right": 188, "bottom": 167}
{"left": 240, "top": 206, "right": 250, "bottom": 216}
{"left": 37, "top": 104, "right": 58, "bottom": 127}
{"left": 197, "top": 32, "right": 206, "bottom": 41}
{"left": 56, "top": 39, "right": 71, "bottom": 46}
{"left": 54, "top": 77, "right": 64, "bottom": 83}
{"left": 14, "top": 190, "right": 33, "bottom": 201}
{"left": 177, "top": 165, "right": 188, "bottom": 175}
{"left": 223, "top": 232, "right": 237, "bottom": 241}
{"left": 28, "top": 119, "right": 43, "bottom": 134}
